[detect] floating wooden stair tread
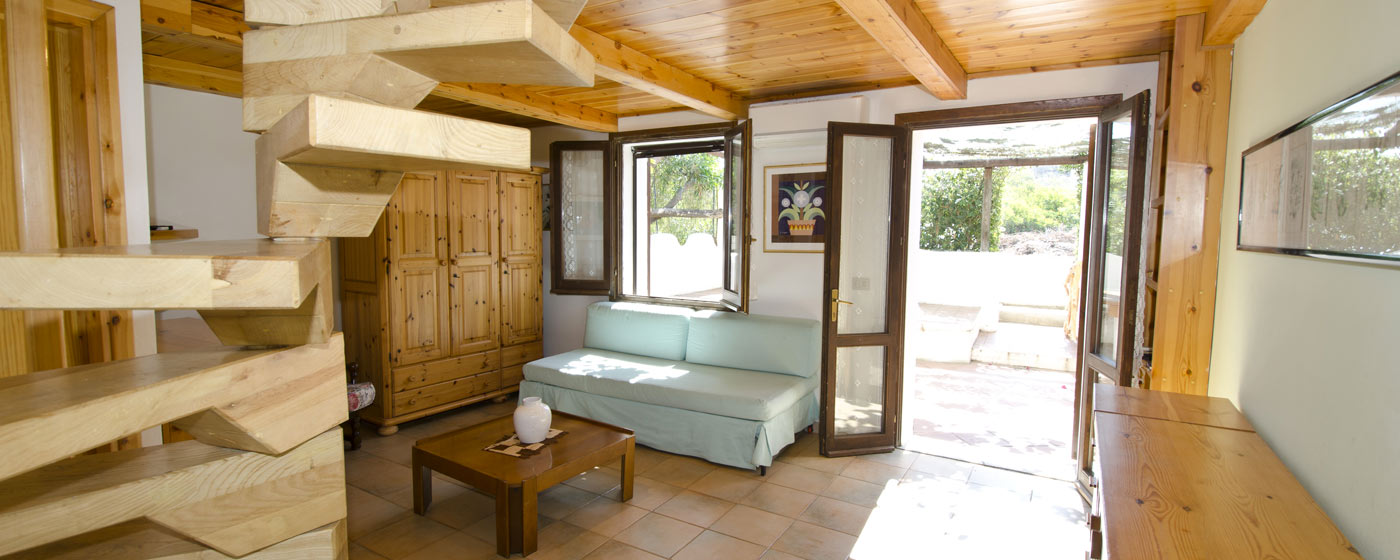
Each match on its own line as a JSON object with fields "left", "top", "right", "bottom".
{"left": 432, "top": 0, "right": 586, "bottom": 28}
{"left": 247, "top": 0, "right": 585, "bottom": 30}
{"left": 0, "top": 430, "right": 345, "bottom": 557}
{"left": 263, "top": 95, "right": 531, "bottom": 172}
{"left": 0, "top": 239, "right": 328, "bottom": 310}
{"left": 244, "top": 0, "right": 594, "bottom": 88}
{"left": 0, "top": 334, "right": 345, "bottom": 482}
{"left": 3, "top": 519, "right": 346, "bottom": 560}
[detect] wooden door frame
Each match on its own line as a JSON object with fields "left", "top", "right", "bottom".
{"left": 819, "top": 121, "right": 912, "bottom": 456}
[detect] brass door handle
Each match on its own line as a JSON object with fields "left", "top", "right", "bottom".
{"left": 830, "top": 289, "right": 855, "bottom": 322}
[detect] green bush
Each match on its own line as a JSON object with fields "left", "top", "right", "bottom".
{"left": 1001, "top": 166, "right": 1083, "bottom": 234}
{"left": 920, "top": 168, "right": 1005, "bottom": 251}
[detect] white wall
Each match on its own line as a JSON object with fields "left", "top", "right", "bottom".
{"left": 533, "top": 63, "right": 1159, "bottom": 354}
{"left": 1210, "top": 0, "right": 1400, "bottom": 556}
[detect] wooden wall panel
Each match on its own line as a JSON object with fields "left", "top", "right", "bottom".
{"left": 1151, "top": 14, "right": 1232, "bottom": 395}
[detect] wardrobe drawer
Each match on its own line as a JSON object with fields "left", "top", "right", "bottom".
{"left": 501, "top": 342, "right": 543, "bottom": 367}
{"left": 501, "top": 365, "right": 524, "bottom": 387}
{"left": 393, "top": 370, "right": 502, "bottom": 415}
{"left": 392, "top": 350, "right": 500, "bottom": 392}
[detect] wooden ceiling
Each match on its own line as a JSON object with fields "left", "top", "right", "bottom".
{"left": 139, "top": 0, "right": 1262, "bottom": 131}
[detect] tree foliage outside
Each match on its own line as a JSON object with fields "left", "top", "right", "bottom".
{"left": 646, "top": 152, "right": 723, "bottom": 245}
{"left": 1309, "top": 144, "right": 1400, "bottom": 255}
{"left": 921, "top": 167, "right": 1006, "bottom": 251}
{"left": 1001, "top": 165, "right": 1085, "bottom": 234}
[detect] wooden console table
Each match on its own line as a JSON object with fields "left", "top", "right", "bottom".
{"left": 1091, "top": 385, "right": 1361, "bottom": 559}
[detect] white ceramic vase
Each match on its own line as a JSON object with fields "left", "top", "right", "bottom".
{"left": 513, "top": 397, "right": 552, "bottom": 444}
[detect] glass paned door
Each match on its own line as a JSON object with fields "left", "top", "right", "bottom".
{"left": 1073, "top": 91, "right": 1151, "bottom": 495}
{"left": 820, "top": 123, "right": 912, "bottom": 456}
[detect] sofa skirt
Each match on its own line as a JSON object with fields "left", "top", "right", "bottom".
{"left": 519, "top": 380, "right": 817, "bottom": 470}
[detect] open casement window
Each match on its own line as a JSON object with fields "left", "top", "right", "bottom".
{"left": 549, "top": 141, "right": 612, "bottom": 295}
{"left": 550, "top": 123, "right": 752, "bottom": 311}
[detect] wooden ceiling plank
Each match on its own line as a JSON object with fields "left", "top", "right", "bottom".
{"left": 143, "top": 54, "right": 242, "bottom": 97}
{"left": 1202, "top": 0, "right": 1267, "bottom": 45}
{"left": 569, "top": 25, "right": 747, "bottom": 120}
{"left": 431, "top": 83, "right": 618, "bottom": 132}
{"left": 834, "top": 0, "right": 967, "bottom": 99}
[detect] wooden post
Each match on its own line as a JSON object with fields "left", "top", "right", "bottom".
{"left": 1151, "top": 14, "right": 1233, "bottom": 395}
{"left": 980, "top": 166, "right": 994, "bottom": 252}
{"left": 5, "top": 0, "right": 68, "bottom": 374}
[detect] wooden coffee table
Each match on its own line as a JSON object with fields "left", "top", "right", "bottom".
{"left": 411, "top": 411, "right": 635, "bottom": 557}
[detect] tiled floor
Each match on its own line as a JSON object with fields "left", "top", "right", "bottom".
{"left": 904, "top": 360, "right": 1078, "bottom": 480}
{"left": 347, "top": 400, "right": 1088, "bottom": 560}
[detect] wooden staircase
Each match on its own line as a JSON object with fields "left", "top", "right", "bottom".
{"left": 0, "top": 0, "right": 588, "bottom": 557}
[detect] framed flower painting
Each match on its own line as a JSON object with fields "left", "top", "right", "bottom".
{"left": 764, "top": 163, "right": 827, "bottom": 253}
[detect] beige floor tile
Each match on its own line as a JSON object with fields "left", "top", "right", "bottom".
{"left": 564, "top": 465, "right": 623, "bottom": 494}
{"left": 672, "top": 530, "right": 766, "bottom": 560}
{"left": 347, "top": 486, "right": 410, "bottom": 541}
{"left": 820, "top": 476, "right": 886, "bottom": 508}
{"left": 357, "top": 435, "right": 416, "bottom": 467}
{"left": 540, "top": 484, "right": 601, "bottom": 520}
{"left": 839, "top": 458, "right": 908, "bottom": 485}
{"left": 766, "top": 462, "right": 836, "bottom": 495}
{"left": 798, "top": 496, "right": 873, "bottom": 536}
{"left": 740, "top": 483, "right": 818, "bottom": 518}
{"left": 688, "top": 469, "right": 762, "bottom": 502}
{"left": 968, "top": 465, "right": 1048, "bottom": 495}
{"left": 382, "top": 476, "right": 468, "bottom": 511}
{"left": 564, "top": 496, "right": 649, "bottom": 537}
{"left": 399, "top": 530, "right": 497, "bottom": 560}
{"left": 908, "top": 453, "right": 975, "bottom": 482}
{"left": 654, "top": 490, "right": 735, "bottom": 527}
{"left": 526, "top": 521, "right": 610, "bottom": 560}
{"left": 349, "top": 543, "right": 388, "bottom": 560}
{"left": 772, "top": 520, "right": 858, "bottom": 560}
{"left": 614, "top": 512, "right": 704, "bottom": 557}
{"left": 646, "top": 455, "right": 718, "bottom": 487}
{"left": 603, "top": 475, "right": 683, "bottom": 510}
{"left": 633, "top": 446, "right": 672, "bottom": 475}
{"left": 461, "top": 514, "right": 499, "bottom": 544}
{"left": 856, "top": 447, "right": 919, "bottom": 469}
{"left": 347, "top": 452, "right": 413, "bottom": 498}
{"left": 424, "top": 489, "right": 496, "bottom": 530}
{"left": 580, "top": 540, "right": 664, "bottom": 560}
{"left": 356, "top": 515, "right": 456, "bottom": 559}
{"left": 777, "top": 446, "right": 853, "bottom": 475}
{"left": 709, "top": 504, "right": 794, "bottom": 548}
{"left": 759, "top": 550, "right": 806, "bottom": 560}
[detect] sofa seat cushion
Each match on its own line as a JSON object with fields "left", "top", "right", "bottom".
{"left": 523, "top": 349, "right": 815, "bottom": 421}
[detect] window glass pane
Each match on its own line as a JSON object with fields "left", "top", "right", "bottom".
{"left": 622, "top": 145, "right": 726, "bottom": 302}
{"left": 726, "top": 133, "right": 744, "bottom": 292}
{"left": 1095, "top": 116, "right": 1132, "bottom": 362}
{"left": 835, "top": 346, "right": 885, "bottom": 435}
{"left": 560, "top": 150, "right": 605, "bottom": 282}
{"left": 837, "top": 135, "right": 892, "bottom": 335}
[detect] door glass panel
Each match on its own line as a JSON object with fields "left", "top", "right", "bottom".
{"left": 560, "top": 150, "right": 605, "bottom": 282}
{"left": 836, "top": 135, "right": 892, "bottom": 335}
{"left": 1095, "top": 116, "right": 1131, "bottom": 362}
{"left": 835, "top": 346, "right": 886, "bottom": 435}
{"left": 725, "top": 132, "right": 744, "bottom": 292}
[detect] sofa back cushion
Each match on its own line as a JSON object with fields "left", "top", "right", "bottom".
{"left": 583, "top": 302, "right": 692, "bottom": 361}
{"left": 686, "top": 311, "right": 821, "bottom": 378}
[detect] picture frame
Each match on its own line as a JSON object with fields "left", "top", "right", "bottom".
{"left": 763, "top": 163, "right": 827, "bottom": 253}
{"left": 1238, "top": 69, "right": 1400, "bottom": 267}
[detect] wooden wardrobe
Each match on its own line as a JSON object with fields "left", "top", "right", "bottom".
{"left": 340, "top": 169, "right": 544, "bottom": 435}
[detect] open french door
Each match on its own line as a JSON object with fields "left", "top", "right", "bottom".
{"left": 1072, "top": 91, "right": 1151, "bottom": 495}
{"left": 819, "top": 122, "right": 912, "bottom": 456}
{"left": 721, "top": 120, "right": 752, "bottom": 311}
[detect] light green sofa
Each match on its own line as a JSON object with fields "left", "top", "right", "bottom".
{"left": 520, "top": 302, "right": 820, "bottom": 472}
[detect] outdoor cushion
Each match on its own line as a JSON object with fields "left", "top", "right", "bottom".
{"left": 686, "top": 310, "right": 821, "bottom": 378}
{"left": 582, "top": 302, "right": 692, "bottom": 361}
{"left": 522, "top": 348, "right": 816, "bottom": 421}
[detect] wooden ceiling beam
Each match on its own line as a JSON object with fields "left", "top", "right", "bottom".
{"left": 834, "top": 0, "right": 967, "bottom": 100}
{"left": 141, "top": 1, "right": 248, "bottom": 50}
{"left": 432, "top": 83, "right": 618, "bottom": 132}
{"left": 142, "top": 54, "right": 242, "bottom": 97}
{"left": 568, "top": 25, "right": 747, "bottom": 121}
{"left": 1202, "top": 0, "right": 1268, "bottom": 46}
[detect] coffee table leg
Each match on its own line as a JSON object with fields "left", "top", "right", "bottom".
{"left": 521, "top": 478, "right": 538, "bottom": 555}
{"left": 620, "top": 438, "right": 635, "bottom": 502}
{"left": 413, "top": 464, "right": 432, "bottom": 515}
{"left": 494, "top": 481, "right": 511, "bottom": 558}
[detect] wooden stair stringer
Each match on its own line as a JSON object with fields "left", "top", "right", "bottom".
{"left": 0, "top": 430, "right": 346, "bottom": 558}
{"left": 254, "top": 95, "right": 529, "bottom": 237}
{"left": 0, "top": 334, "right": 347, "bottom": 482}
{"left": 1, "top": 519, "right": 348, "bottom": 560}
